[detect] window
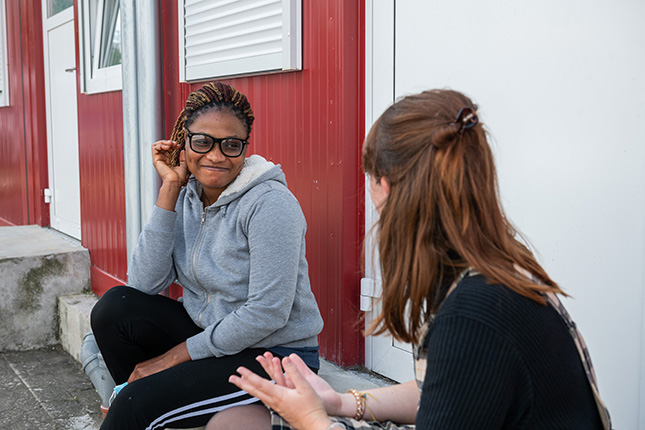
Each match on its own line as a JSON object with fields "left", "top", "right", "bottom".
{"left": 79, "top": 0, "right": 122, "bottom": 93}
{"left": 46, "top": 0, "right": 73, "bottom": 18}
{"left": 179, "top": 0, "right": 302, "bottom": 82}
{"left": 0, "top": 0, "right": 9, "bottom": 106}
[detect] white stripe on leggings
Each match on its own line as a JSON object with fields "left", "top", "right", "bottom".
{"left": 145, "top": 387, "right": 260, "bottom": 430}
{"left": 150, "top": 396, "right": 260, "bottom": 429}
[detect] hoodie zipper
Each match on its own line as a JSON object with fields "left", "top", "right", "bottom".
{"left": 193, "top": 206, "right": 211, "bottom": 326}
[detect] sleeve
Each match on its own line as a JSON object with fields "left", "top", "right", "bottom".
{"left": 415, "top": 315, "right": 525, "bottom": 430}
{"left": 186, "top": 189, "right": 308, "bottom": 359}
{"left": 126, "top": 205, "right": 178, "bottom": 295}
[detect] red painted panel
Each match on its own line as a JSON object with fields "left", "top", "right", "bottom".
{"left": 0, "top": 1, "right": 48, "bottom": 227}
{"left": 161, "top": 0, "right": 366, "bottom": 365}
{"left": 71, "top": 1, "right": 127, "bottom": 290}
{"left": 91, "top": 266, "right": 125, "bottom": 297}
{"left": 20, "top": 0, "right": 49, "bottom": 227}
{"left": 0, "top": 0, "right": 27, "bottom": 226}
{"left": 52, "top": 0, "right": 365, "bottom": 366}
{"left": 76, "top": 89, "right": 128, "bottom": 289}
{"left": 0, "top": 217, "right": 14, "bottom": 226}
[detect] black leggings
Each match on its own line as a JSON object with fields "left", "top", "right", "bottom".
{"left": 91, "top": 286, "right": 273, "bottom": 430}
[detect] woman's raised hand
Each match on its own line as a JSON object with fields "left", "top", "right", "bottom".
{"left": 152, "top": 140, "right": 189, "bottom": 211}
{"left": 256, "top": 352, "right": 344, "bottom": 416}
{"left": 152, "top": 140, "right": 189, "bottom": 186}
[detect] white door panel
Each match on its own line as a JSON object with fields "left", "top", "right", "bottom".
{"left": 44, "top": 6, "right": 81, "bottom": 239}
{"left": 367, "top": 0, "right": 645, "bottom": 427}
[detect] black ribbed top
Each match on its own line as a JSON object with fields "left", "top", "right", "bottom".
{"left": 415, "top": 274, "right": 603, "bottom": 429}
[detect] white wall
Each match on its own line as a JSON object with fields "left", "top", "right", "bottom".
{"left": 390, "top": 1, "right": 645, "bottom": 428}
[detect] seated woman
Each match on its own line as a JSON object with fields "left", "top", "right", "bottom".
{"left": 211, "top": 89, "right": 611, "bottom": 429}
{"left": 91, "top": 82, "right": 324, "bottom": 430}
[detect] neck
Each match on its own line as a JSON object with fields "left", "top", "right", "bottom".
{"left": 201, "top": 190, "right": 220, "bottom": 207}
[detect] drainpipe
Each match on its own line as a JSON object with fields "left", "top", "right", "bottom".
{"left": 135, "top": 1, "right": 162, "bottom": 229}
{"left": 120, "top": 0, "right": 162, "bottom": 269}
{"left": 120, "top": 0, "right": 140, "bottom": 269}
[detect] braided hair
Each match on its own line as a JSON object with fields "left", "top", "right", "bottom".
{"left": 169, "top": 82, "right": 255, "bottom": 166}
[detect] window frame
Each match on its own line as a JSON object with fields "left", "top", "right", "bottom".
{"left": 0, "top": 0, "right": 10, "bottom": 107}
{"left": 178, "top": 0, "right": 302, "bottom": 83}
{"left": 78, "top": 0, "right": 122, "bottom": 94}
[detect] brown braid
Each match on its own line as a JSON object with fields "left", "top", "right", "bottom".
{"left": 169, "top": 82, "right": 255, "bottom": 166}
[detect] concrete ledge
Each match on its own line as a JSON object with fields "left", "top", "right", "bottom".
{"left": 0, "top": 226, "right": 90, "bottom": 351}
{"left": 59, "top": 294, "right": 99, "bottom": 362}
{"left": 319, "top": 359, "right": 392, "bottom": 392}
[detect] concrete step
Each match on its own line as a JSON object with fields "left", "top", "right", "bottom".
{"left": 0, "top": 225, "right": 90, "bottom": 351}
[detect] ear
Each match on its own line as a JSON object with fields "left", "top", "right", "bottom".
{"left": 179, "top": 149, "right": 190, "bottom": 171}
{"left": 379, "top": 177, "right": 390, "bottom": 197}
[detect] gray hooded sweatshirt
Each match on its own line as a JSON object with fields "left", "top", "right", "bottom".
{"left": 128, "top": 155, "right": 324, "bottom": 360}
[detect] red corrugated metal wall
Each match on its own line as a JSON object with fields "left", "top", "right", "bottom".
{"left": 0, "top": 0, "right": 365, "bottom": 366}
{"left": 0, "top": 0, "right": 364, "bottom": 365}
{"left": 71, "top": 0, "right": 128, "bottom": 292}
{"left": 0, "top": 1, "right": 49, "bottom": 227}
{"left": 75, "top": 89, "right": 128, "bottom": 292}
{"left": 0, "top": 0, "right": 366, "bottom": 366}
{"left": 160, "top": 0, "right": 366, "bottom": 365}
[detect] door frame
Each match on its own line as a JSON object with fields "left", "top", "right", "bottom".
{"left": 363, "top": 0, "right": 415, "bottom": 383}
{"left": 41, "top": 3, "right": 81, "bottom": 239}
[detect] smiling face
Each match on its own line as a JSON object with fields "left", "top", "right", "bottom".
{"left": 184, "top": 108, "right": 248, "bottom": 204}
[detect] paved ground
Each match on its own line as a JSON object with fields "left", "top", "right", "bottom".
{"left": 0, "top": 345, "right": 392, "bottom": 430}
{"left": 0, "top": 345, "right": 103, "bottom": 430}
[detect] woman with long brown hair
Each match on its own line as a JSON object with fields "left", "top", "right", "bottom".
{"left": 211, "top": 89, "right": 610, "bottom": 429}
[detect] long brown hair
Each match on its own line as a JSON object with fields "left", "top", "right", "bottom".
{"left": 362, "top": 89, "right": 564, "bottom": 343}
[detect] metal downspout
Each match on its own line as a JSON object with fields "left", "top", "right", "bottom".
{"left": 136, "top": 0, "right": 162, "bottom": 230}
{"left": 121, "top": 0, "right": 162, "bottom": 270}
{"left": 121, "top": 0, "right": 140, "bottom": 270}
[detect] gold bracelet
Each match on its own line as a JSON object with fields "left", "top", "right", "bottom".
{"left": 347, "top": 388, "right": 365, "bottom": 420}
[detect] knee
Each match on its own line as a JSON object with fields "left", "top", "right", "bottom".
{"left": 206, "top": 405, "right": 270, "bottom": 430}
{"left": 102, "top": 382, "right": 155, "bottom": 429}
{"left": 90, "top": 286, "right": 136, "bottom": 333}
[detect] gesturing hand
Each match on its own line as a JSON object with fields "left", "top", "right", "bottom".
{"left": 152, "top": 140, "right": 189, "bottom": 186}
{"left": 256, "top": 352, "right": 343, "bottom": 416}
{"left": 230, "top": 354, "right": 334, "bottom": 430}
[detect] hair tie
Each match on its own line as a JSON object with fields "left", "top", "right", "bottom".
{"left": 455, "top": 107, "right": 478, "bottom": 131}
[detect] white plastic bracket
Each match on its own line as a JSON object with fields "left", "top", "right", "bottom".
{"left": 44, "top": 188, "right": 53, "bottom": 204}
{"left": 360, "top": 278, "right": 382, "bottom": 311}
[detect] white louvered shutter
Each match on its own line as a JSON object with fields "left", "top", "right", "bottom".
{"left": 180, "top": 0, "right": 301, "bottom": 82}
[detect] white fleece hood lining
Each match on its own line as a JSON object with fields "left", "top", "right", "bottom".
{"left": 218, "top": 154, "right": 275, "bottom": 200}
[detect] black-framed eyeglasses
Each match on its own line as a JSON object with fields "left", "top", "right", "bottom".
{"left": 184, "top": 129, "right": 249, "bottom": 158}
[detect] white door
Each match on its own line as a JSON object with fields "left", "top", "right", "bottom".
{"left": 366, "top": 0, "right": 645, "bottom": 427}
{"left": 363, "top": 0, "right": 415, "bottom": 384}
{"left": 43, "top": 4, "right": 81, "bottom": 239}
